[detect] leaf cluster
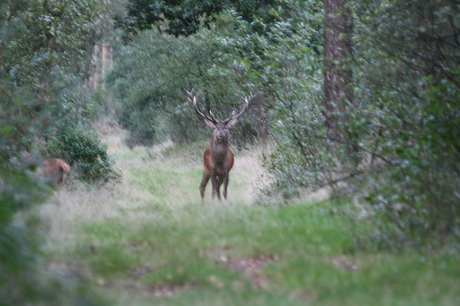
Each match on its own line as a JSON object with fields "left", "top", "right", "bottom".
{"left": 115, "top": 0, "right": 291, "bottom": 38}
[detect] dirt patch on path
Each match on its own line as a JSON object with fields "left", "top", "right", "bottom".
{"left": 129, "top": 282, "right": 196, "bottom": 298}
{"left": 214, "top": 253, "right": 277, "bottom": 289}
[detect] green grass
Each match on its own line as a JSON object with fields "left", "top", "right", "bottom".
{"left": 40, "top": 137, "right": 460, "bottom": 305}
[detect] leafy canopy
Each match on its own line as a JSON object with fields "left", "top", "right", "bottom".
{"left": 115, "top": 0, "right": 291, "bottom": 37}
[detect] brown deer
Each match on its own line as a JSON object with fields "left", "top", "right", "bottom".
{"left": 21, "top": 151, "right": 71, "bottom": 186}
{"left": 187, "top": 90, "right": 252, "bottom": 201}
{"left": 39, "top": 158, "right": 71, "bottom": 186}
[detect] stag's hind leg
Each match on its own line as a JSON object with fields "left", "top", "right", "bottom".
{"left": 211, "top": 175, "right": 223, "bottom": 201}
{"left": 200, "top": 170, "right": 211, "bottom": 200}
{"left": 214, "top": 175, "right": 226, "bottom": 201}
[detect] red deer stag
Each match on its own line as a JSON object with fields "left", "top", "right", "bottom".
{"left": 40, "top": 158, "right": 71, "bottom": 186}
{"left": 187, "top": 90, "right": 252, "bottom": 201}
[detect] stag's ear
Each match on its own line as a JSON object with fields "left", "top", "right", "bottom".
{"left": 225, "top": 117, "right": 238, "bottom": 128}
{"left": 204, "top": 118, "right": 216, "bottom": 128}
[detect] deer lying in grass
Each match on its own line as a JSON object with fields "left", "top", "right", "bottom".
{"left": 187, "top": 90, "right": 252, "bottom": 201}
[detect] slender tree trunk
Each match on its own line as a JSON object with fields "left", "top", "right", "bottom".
{"left": 91, "top": 43, "right": 99, "bottom": 91}
{"left": 323, "top": 0, "right": 354, "bottom": 142}
{"left": 6, "top": 0, "right": 13, "bottom": 25}
{"left": 101, "top": 42, "right": 109, "bottom": 90}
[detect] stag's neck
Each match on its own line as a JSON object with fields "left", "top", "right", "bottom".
{"left": 210, "top": 138, "right": 229, "bottom": 160}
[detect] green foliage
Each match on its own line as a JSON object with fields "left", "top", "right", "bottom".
{"left": 0, "top": 167, "right": 45, "bottom": 300}
{"left": 344, "top": 0, "right": 460, "bottom": 246}
{"left": 109, "top": 1, "right": 322, "bottom": 149}
{"left": 208, "top": 1, "right": 326, "bottom": 200}
{"left": 0, "top": 0, "right": 116, "bottom": 304}
{"left": 115, "top": 0, "right": 291, "bottom": 37}
{"left": 253, "top": 0, "right": 460, "bottom": 247}
{"left": 2, "top": 0, "right": 108, "bottom": 87}
{"left": 1, "top": 0, "right": 118, "bottom": 183}
{"left": 107, "top": 26, "right": 254, "bottom": 147}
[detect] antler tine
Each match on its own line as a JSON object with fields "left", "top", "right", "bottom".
{"left": 244, "top": 92, "right": 256, "bottom": 105}
{"left": 209, "top": 109, "right": 216, "bottom": 120}
{"left": 233, "top": 103, "right": 248, "bottom": 120}
{"left": 225, "top": 92, "right": 254, "bottom": 122}
{"left": 186, "top": 89, "right": 196, "bottom": 105}
{"left": 187, "top": 89, "right": 216, "bottom": 123}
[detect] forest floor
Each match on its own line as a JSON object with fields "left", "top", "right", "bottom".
{"left": 36, "top": 125, "right": 460, "bottom": 305}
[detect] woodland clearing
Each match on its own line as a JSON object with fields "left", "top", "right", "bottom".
{"left": 34, "top": 127, "right": 460, "bottom": 305}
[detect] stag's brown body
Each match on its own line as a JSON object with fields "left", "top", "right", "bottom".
{"left": 201, "top": 132, "right": 235, "bottom": 200}
{"left": 40, "top": 158, "right": 70, "bottom": 186}
{"left": 188, "top": 90, "right": 251, "bottom": 201}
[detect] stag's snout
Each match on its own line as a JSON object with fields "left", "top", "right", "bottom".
{"left": 214, "top": 124, "right": 228, "bottom": 142}
{"left": 216, "top": 131, "right": 226, "bottom": 140}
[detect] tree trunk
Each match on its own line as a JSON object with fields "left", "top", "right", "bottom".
{"left": 6, "top": 0, "right": 13, "bottom": 25}
{"left": 101, "top": 43, "right": 107, "bottom": 90}
{"left": 323, "top": 0, "right": 354, "bottom": 142}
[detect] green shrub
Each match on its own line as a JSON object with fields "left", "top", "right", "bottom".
{"left": 47, "top": 124, "right": 121, "bottom": 184}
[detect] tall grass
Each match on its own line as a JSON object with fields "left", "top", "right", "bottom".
{"left": 37, "top": 131, "right": 460, "bottom": 305}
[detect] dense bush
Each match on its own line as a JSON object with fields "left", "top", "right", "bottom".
{"left": 347, "top": 0, "right": 460, "bottom": 246}
{"left": 47, "top": 123, "right": 121, "bottom": 184}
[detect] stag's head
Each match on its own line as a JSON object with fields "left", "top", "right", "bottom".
{"left": 187, "top": 90, "right": 251, "bottom": 143}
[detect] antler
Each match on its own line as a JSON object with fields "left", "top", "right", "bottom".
{"left": 187, "top": 89, "right": 217, "bottom": 124}
{"left": 223, "top": 93, "right": 254, "bottom": 124}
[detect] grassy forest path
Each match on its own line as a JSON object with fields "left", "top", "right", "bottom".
{"left": 37, "top": 126, "right": 460, "bottom": 306}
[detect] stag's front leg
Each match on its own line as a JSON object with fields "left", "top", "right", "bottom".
{"left": 223, "top": 174, "right": 229, "bottom": 199}
{"left": 200, "top": 170, "right": 211, "bottom": 200}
